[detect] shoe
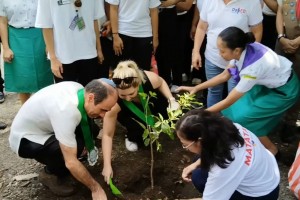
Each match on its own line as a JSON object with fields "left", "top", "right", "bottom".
{"left": 39, "top": 169, "right": 76, "bottom": 197}
{"left": 0, "top": 121, "right": 7, "bottom": 130}
{"left": 182, "top": 74, "right": 188, "bottom": 82}
{"left": 0, "top": 92, "right": 4, "bottom": 103}
{"left": 97, "top": 129, "right": 103, "bottom": 140}
{"left": 125, "top": 138, "right": 138, "bottom": 152}
{"left": 170, "top": 85, "right": 179, "bottom": 94}
{"left": 192, "top": 78, "right": 202, "bottom": 85}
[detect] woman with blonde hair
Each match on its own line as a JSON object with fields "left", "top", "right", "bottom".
{"left": 101, "top": 60, "right": 179, "bottom": 184}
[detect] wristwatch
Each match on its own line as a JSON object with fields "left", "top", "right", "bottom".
{"left": 277, "top": 33, "right": 286, "bottom": 41}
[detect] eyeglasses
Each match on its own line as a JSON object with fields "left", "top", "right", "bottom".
{"left": 182, "top": 141, "right": 196, "bottom": 149}
{"left": 112, "top": 77, "right": 137, "bottom": 85}
{"left": 182, "top": 137, "right": 201, "bottom": 150}
{"left": 74, "top": 0, "right": 82, "bottom": 7}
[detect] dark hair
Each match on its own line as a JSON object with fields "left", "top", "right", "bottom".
{"left": 218, "top": 26, "right": 255, "bottom": 51}
{"left": 175, "top": 109, "right": 244, "bottom": 170}
{"left": 85, "top": 79, "right": 115, "bottom": 105}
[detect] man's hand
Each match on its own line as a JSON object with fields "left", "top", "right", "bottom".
{"left": 102, "top": 165, "right": 113, "bottom": 185}
{"left": 91, "top": 185, "right": 107, "bottom": 200}
{"left": 3, "top": 47, "right": 14, "bottom": 63}
{"left": 50, "top": 57, "right": 63, "bottom": 79}
{"left": 112, "top": 34, "right": 124, "bottom": 56}
{"left": 176, "top": 86, "right": 197, "bottom": 94}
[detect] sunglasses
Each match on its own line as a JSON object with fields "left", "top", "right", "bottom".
{"left": 112, "top": 77, "right": 137, "bottom": 85}
{"left": 74, "top": 0, "right": 82, "bottom": 7}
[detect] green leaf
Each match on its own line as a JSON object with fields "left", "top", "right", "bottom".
{"left": 144, "top": 138, "right": 150, "bottom": 146}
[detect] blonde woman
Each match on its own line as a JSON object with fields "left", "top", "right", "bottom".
{"left": 101, "top": 60, "right": 179, "bottom": 184}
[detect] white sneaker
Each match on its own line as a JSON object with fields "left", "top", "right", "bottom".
{"left": 170, "top": 85, "right": 179, "bottom": 94}
{"left": 192, "top": 78, "right": 202, "bottom": 85}
{"left": 125, "top": 138, "right": 138, "bottom": 152}
{"left": 182, "top": 73, "right": 188, "bottom": 82}
{"left": 97, "top": 129, "right": 103, "bottom": 140}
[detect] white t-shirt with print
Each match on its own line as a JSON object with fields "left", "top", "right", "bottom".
{"left": 9, "top": 82, "right": 83, "bottom": 155}
{"left": 234, "top": 43, "right": 292, "bottom": 93}
{"left": 200, "top": 0, "right": 263, "bottom": 69}
{"left": 0, "top": 0, "right": 38, "bottom": 28}
{"left": 203, "top": 123, "right": 280, "bottom": 200}
{"left": 35, "top": 0, "right": 105, "bottom": 64}
{"left": 105, "top": 0, "right": 161, "bottom": 38}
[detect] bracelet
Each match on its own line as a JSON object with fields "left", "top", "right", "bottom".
{"left": 277, "top": 33, "right": 285, "bottom": 41}
{"left": 112, "top": 32, "right": 118, "bottom": 35}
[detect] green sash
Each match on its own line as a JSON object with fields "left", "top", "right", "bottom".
{"left": 122, "top": 85, "right": 155, "bottom": 126}
{"left": 77, "top": 89, "right": 98, "bottom": 166}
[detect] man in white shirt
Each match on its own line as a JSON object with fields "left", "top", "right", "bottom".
{"left": 9, "top": 78, "right": 118, "bottom": 199}
{"left": 35, "top": 0, "right": 106, "bottom": 86}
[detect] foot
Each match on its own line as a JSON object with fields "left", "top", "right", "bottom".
{"left": 0, "top": 121, "right": 7, "bottom": 130}
{"left": 125, "top": 138, "right": 138, "bottom": 152}
{"left": 39, "top": 169, "right": 76, "bottom": 197}
{"left": 0, "top": 92, "right": 4, "bottom": 103}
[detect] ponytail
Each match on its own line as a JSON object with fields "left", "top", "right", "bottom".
{"left": 218, "top": 26, "right": 255, "bottom": 50}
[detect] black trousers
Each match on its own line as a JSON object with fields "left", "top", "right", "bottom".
{"left": 112, "top": 34, "right": 153, "bottom": 70}
{"left": 156, "top": 7, "right": 181, "bottom": 85}
{"left": 18, "top": 119, "right": 99, "bottom": 177}
{"left": 261, "top": 14, "right": 277, "bottom": 50}
{"left": 54, "top": 57, "right": 102, "bottom": 86}
{"left": 0, "top": 68, "right": 4, "bottom": 92}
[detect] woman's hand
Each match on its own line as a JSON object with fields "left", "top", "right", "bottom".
{"left": 102, "top": 165, "right": 113, "bottom": 185}
{"left": 192, "top": 51, "right": 202, "bottom": 70}
{"left": 3, "top": 47, "right": 14, "bottom": 63}
{"left": 182, "top": 162, "right": 198, "bottom": 182}
{"left": 176, "top": 86, "right": 198, "bottom": 94}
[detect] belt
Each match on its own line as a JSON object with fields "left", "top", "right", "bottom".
{"left": 9, "top": 25, "right": 35, "bottom": 29}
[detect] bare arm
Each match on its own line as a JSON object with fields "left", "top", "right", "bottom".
{"left": 206, "top": 88, "right": 244, "bottom": 112}
{"left": 43, "top": 28, "right": 63, "bottom": 79}
{"left": 110, "top": 4, "right": 123, "bottom": 56}
{"left": 192, "top": 20, "right": 208, "bottom": 69}
{"left": 150, "top": 7, "right": 159, "bottom": 55}
{"left": 102, "top": 104, "right": 120, "bottom": 184}
{"left": 250, "top": 23, "right": 263, "bottom": 42}
{"left": 0, "top": 16, "right": 14, "bottom": 63}
{"left": 276, "top": 4, "right": 284, "bottom": 35}
{"left": 176, "top": 0, "right": 194, "bottom": 12}
{"left": 190, "top": 5, "right": 199, "bottom": 40}
{"left": 60, "top": 143, "right": 107, "bottom": 200}
{"left": 177, "top": 68, "right": 231, "bottom": 94}
{"left": 263, "top": 0, "right": 278, "bottom": 13}
{"left": 94, "top": 20, "right": 104, "bottom": 63}
{"left": 145, "top": 71, "right": 174, "bottom": 100}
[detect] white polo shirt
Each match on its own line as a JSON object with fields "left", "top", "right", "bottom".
{"left": 9, "top": 82, "right": 83, "bottom": 155}
{"left": 200, "top": 0, "right": 263, "bottom": 69}
{"left": 35, "top": 0, "right": 105, "bottom": 64}
{"left": 105, "top": 0, "right": 161, "bottom": 37}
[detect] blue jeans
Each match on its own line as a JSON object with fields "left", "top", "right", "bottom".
{"left": 205, "top": 59, "right": 236, "bottom": 107}
{"left": 192, "top": 168, "right": 279, "bottom": 199}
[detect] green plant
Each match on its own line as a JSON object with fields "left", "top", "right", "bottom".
{"left": 134, "top": 92, "right": 202, "bottom": 189}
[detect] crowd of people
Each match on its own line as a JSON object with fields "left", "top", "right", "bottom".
{"left": 0, "top": 0, "right": 300, "bottom": 199}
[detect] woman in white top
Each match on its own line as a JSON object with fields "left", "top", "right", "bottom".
{"left": 0, "top": 0, "right": 53, "bottom": 104}
{"left": 192, "top": 0, "right": 263, "bottom": 108}
{"left": 178, "top": 26, "right": 300, "bottom": 156}
{"left": 176, "top": 109, "right": 280, "bottom": 200}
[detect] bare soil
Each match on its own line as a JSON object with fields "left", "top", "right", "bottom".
{"left": 0, "top": 93, "right": 298, "bottom": 200}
